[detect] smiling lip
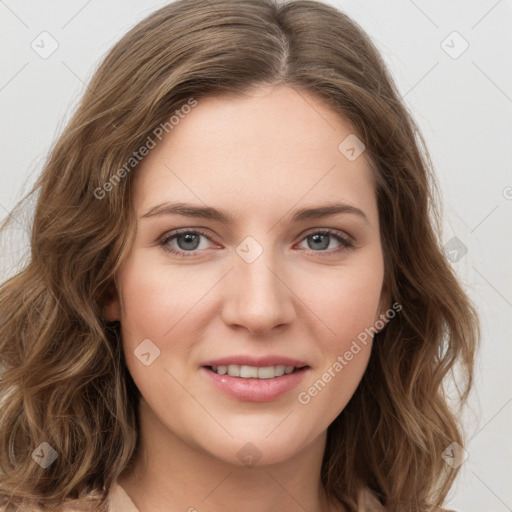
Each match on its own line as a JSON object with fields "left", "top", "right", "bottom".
{"left": 201, "top": 355, "right": 308, "bottom": 368}
{"left": 201, "top": 355, "right": 310, "bottom": 402}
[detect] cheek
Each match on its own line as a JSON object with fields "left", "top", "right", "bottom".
{"left": 289, "top": 256, "right": 383, "bottom": 415}
{"left": 116, "top": 258, "right": 208, "bottom": 410}
{"left": 294, "top": 260, "right": 384, "bottom": 353}
{"left": 116, "top": 255, "right": 224, "bottom": 406}
{"left": 117, "top": 253, "right": 211, "bottom": 342}
{"left": 292, "top": 271, "right": 381, "bottom": 428}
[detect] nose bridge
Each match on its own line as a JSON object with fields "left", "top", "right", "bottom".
{"left": 222, "top": 238, "right": 295, "bottom": 334}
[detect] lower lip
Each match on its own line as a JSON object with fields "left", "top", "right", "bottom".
{"left": 201, "top": 367, "right": 309, "bottom": 402}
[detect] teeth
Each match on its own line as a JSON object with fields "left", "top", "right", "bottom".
{"left": 274, "top": 365, "right": 285, "bottom": 377}
{"left": 240, "top": 365, "right": 258, "bottom": 378}
{"left": 210, "top": 364, "right": 299, "bottom": 379}
{"left": 227, "top": 364, "right": 240, "bottom": 377}
{"left": 257, "top": 366, "right": 276, "bottom": 379}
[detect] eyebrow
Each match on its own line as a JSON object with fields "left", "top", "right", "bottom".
{"left": 140, "top": 201, "right": 369, "bottom": 225}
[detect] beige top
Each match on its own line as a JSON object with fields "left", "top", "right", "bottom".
{"left": 107, "top": 483, "right": 389, "bottom": 511}
{"left": 0, "top": 483, "right": 454, "bottom": 511}
{"left": 107, "top": 483, "right": 140, "bottom": 511}
{"left": 107, "top": 483, "right": 455, "bottom": 511}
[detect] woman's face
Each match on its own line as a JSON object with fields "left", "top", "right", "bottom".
{"left": 106, "top": 84, "right": 387, "bottom": 466}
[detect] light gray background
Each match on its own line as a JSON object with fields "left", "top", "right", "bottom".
{"left": 1, "top": 1, "right": 511, "bottom": 510}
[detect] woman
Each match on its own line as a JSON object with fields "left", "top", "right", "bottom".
{"left": 0, "top": 0, "right": 479, "bottom": 510}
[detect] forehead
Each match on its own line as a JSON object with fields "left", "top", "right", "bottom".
{"left": 133, "top": 85, "right": 377, "bottom": 225}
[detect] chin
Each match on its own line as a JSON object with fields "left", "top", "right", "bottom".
{"left": 192, "top": 425, "right": 319, "bottom": 469}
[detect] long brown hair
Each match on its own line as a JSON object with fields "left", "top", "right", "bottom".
{"left": 0, "top": 0, "right": 479, "bottom": 510}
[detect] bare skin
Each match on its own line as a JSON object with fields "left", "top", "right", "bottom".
{"left": 106, "top": 84, "right": 388, "bottom": 512}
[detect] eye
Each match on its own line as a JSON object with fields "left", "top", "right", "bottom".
{"left": 295, "top": 229, "right": 353, "bottom": 255}
{"left": 158, "top": 228, "right": 354, "bottom": 258}
{"left": 159, "top": 229, "right": 216, "bottom": 257}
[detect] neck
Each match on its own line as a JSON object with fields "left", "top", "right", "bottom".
{"left": 118, "top": 398, "right": 344, "bottom": 512}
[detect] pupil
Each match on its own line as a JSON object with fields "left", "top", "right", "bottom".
{"left": 178, "top": 233, "right": 200, "bottom": 250}
{"left": 309, "top": 234, "right": 329, "bottom": 250}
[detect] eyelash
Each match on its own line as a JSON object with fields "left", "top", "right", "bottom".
{"left": 158, "top": 228, "right": 354, "bottom": 258}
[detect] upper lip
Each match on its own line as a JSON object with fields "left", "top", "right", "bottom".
{"left": 202, "top": 355, "right": 309, "bottom": 368}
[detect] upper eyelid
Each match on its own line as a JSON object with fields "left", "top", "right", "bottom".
{"left": 160, "top": 226, "right": 351, "bottom": 238}
{"left": 160, "top": 227, "right": 214, "bottom": 243}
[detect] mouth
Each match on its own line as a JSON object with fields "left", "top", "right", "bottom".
{"left": 205, "top": 364, "right": 307, "bottom": 379}
{"left": 201, "top": 361, "right": 310, "bottom": 402}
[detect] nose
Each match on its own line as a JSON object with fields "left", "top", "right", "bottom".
{"left": 220, "top": 250, "right": 296, "bottom": 336}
